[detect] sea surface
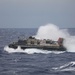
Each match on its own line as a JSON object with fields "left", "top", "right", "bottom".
{"left": 0, "top": 28, "right": 75, "bottom": 75}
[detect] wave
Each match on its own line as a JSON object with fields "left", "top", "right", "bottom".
{"left": 52, "top": 61, "right": 75, "bottom": 72}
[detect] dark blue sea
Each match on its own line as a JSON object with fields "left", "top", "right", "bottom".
{"left": 0, "top": 28, "right": 75, "bottom": 75}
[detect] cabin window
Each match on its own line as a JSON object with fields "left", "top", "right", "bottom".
{"left": 31, "top": 41, "right": 34, "bottom": 44}
{"left": 46, "top": 40, "right": 54, "bottom": 44}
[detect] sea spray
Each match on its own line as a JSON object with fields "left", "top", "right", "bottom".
{"left": 35, "top": 24, "right": 69, "bottom": 41}
{"left": 64, "top": 36, "right": 75, "bottom": 52}
{"left": 34, "top": 24, "right": 75, "bottom": 52}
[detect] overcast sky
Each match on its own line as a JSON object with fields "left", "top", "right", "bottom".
{"left": 0, "top": 0, "right": 75, "bottom": 28}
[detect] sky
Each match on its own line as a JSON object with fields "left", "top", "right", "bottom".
{"left": 0, "top": 0, "right": 75, "bottom": 28}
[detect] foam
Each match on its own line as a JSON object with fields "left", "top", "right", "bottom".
{"left": 52, "top": 61, "right": 75, "bottom": 72}
{"left": 4, "top": 46, "right": 64, "bottom": 54}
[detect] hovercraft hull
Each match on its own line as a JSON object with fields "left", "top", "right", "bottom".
{"left": 8, "top": 44, "right": 66, "bottom": 51}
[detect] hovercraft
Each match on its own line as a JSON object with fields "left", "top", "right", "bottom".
{"left": 8, "top": 36, "right": 66, "bottom": 51}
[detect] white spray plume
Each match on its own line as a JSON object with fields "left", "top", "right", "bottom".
{"left": 35, "top": 24, "right": 75, "bottom": 52}
{"left": 35, "top": 24, "right": 69, "bottom": 41}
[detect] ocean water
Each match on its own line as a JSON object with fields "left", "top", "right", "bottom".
{"left": 0, "top": 28, "right": 75, "bottom": 75}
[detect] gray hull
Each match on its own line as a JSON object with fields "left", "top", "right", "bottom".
{"left": 8, "top": 44, "right": 66, "bottom": 51}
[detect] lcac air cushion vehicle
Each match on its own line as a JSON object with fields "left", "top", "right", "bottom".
{"left": 8, "top": 36, "right": 66, "bottom": 51}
